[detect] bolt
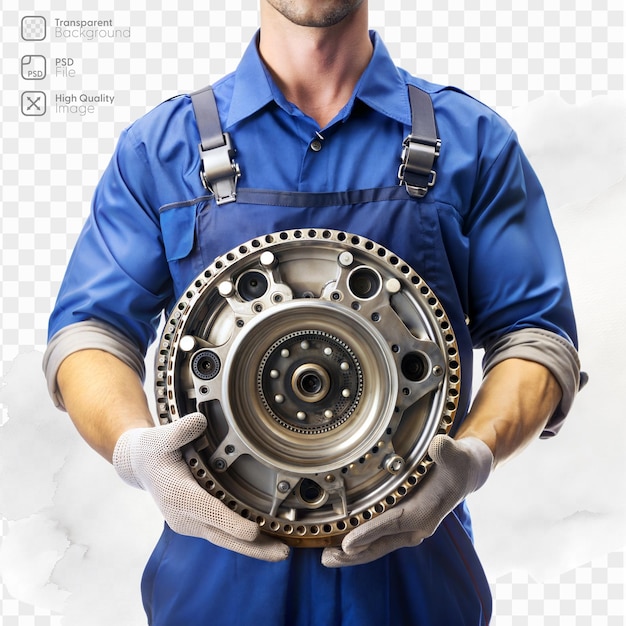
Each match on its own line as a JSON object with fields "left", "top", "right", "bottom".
{"left": 218, "top": 280, "right": 235, "bottom": 298}
{"left": 296, "top": 411, "right": 307, "bottom": 421}
{"left": 340, "top": 361, "right": 350, "bottom": 371}
{"left": 281, "top": 349, "right": 290, "bottom": 358}
{"left": 301, "top": 340, "right": 310, "bottom": 350}
{"left": 324, "top": 347, "right": 333, "bottom": 356}
{"left": 342, "top": 388, "right": 351, "bottom": 398}
{"left": 179, "top": 335, "right": 196, "bottom": 352}
{"left": 324, "top": 410, "right": 334, "bottom": 419}
{"left": 275, "top": 394, "right": 285, "bottom": 404}
{"left": 383, "top": 454, "right": 404, "bottom": 475}
{"left": 325, "top": 474, "right": 336, "bottom": 483}
{"left": 260, "top": 251, "right": 276, "bottom": 267}
{"left": 270, "top": 369, "right": 280, "bottom": 379}
{"left": 338, "top": 251, "right": 354, "bottom": 267}
{"left": 277, "top": 481, "right": 291, "bottom": 494}
{"left": 385, "top": 278, "right": 402, "bottom": 294}
{"left": 433, "top": 366, "right": 443, "bottom": 376}
{"left": 213, "top": 458, "right": 227, "bottom": 471}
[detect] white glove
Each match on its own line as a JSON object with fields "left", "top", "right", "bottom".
{"left": 322, "top": 435, "right": 493, "bottom": 567}
{"left": 113, "top": 412, "right": 290, "bottom": 562}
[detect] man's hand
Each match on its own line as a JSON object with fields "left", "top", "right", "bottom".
{"left": 113, "top": 412, "right": 290, "bottom": 562}
{"left": 322, "top": 435, "right": 493, "bottom": 567}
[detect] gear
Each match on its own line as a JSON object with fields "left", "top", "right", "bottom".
{"left": 155, "top": 229, "right": 460, "bottom": 547}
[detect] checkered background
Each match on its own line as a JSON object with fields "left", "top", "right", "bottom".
{"left": 1, "top": 0, "right": 624, "bottom": 624}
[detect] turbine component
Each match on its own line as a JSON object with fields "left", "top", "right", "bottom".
{"left": 155, "top": 229, "right": 460, "bottom": 547}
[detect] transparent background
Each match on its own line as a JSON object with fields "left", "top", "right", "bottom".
{"left": 1, "top": 1, "right": 624, "bottom": 624}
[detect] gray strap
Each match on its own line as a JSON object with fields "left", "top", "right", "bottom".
{"left": 190, "top": 85, "right": 241, "bottom": 204}
{"left": 398, "top": 85, "right": 441, "bottom": 198}
{"left": 191, "top": 85, "right": 226, "bottom": 151}
{"left": 192, "top": 83, "right": 435, "bottom": 201}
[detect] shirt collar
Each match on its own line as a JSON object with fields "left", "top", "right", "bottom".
{"left": 225, "top": 30, "right": 411, "bottom": 129}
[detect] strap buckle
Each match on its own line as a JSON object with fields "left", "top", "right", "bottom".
{"left": 198, "top": 132, "right": 241, "bottom": 205}
{"left": 398, "top": 135, "right": 441, "bottom": 198}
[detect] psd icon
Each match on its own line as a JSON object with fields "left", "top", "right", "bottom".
{"left": 21, "top": 55, "right": 47, "bottom": 80}
{"left": 21, "top": 16, "right": 47, "bottom": 41}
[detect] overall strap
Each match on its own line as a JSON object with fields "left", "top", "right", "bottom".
{"left": 190, "top": 85, "right": 241, "bottom": 205}
{"left": 191, "top": 83, "right": 439, "bottom": 202}
{"left": 398, "top": 85, "right": 441, "bottom": 198}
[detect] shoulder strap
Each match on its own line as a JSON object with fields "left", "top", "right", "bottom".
{"left": 190, "top": 85, "right": 241, "bottom": 205}
{"left": 191, "top": 83, "right": 438, "bottom": 202}
{"left": 398, "top": 85, "right": 441, "bottom": 198}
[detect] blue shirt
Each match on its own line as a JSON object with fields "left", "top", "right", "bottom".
{"left": 49, "top": 32, "right": 578, "bottom": 625}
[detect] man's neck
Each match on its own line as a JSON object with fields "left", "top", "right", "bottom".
{"left": 258, "top": 3, "right": 373, "bottom": 128}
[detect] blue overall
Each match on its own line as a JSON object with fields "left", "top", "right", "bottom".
{"left": 49, "top": 32, "right": 577, "bottom": 625}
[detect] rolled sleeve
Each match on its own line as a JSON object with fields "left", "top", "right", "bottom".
{"left": 482, "top": 328, "right": 582, "bottom": 437}
{"left": 43, "top": 320, "right": 147, "bottom": 410}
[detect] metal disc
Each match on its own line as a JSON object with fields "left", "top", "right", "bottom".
{"left": 155, "top": 229, "right": 460, "bottom": 547}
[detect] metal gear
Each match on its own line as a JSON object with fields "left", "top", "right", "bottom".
{"left": 155, "top": 229, "right": 460, "bottom": 547}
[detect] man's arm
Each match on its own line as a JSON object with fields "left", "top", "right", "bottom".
{"left": 455, "top": 357, "right": 562, "bottom": 468}
{"left": 54, "top": 346, "right": 290, "bottom": 561}
{"left": 322, "top": 355, "right": 567, "bottom": 567}
{"left": 56, "top": 349, "right": 155, "bottom": 463}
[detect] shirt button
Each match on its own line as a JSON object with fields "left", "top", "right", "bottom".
{"left": 310, "top": 139, "right": 322, "bottom": 152}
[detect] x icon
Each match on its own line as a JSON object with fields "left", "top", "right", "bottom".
{"left": 21, "top": 91, "right": 46, "bottom": 116}
{"left": 26, "top": 96, "right": 41, "bottom": 110}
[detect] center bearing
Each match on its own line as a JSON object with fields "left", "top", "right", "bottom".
{"left": 292, "top": 364, "right": 330, "bottom": 403}
{"left": 258, "top": 330, "right": 363, "bottom": 434}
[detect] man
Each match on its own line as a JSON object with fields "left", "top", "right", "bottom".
{"left": 44, "top": 1, "right": 581, "bottom": 624}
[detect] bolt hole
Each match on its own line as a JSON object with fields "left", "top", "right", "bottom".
{"left": 238, "top": 271, "right": 269, "bottom": 302}
{"left": 299, "top": 479, "right": 324, "bottom": 505}
{"left": 348, "top": 266, "right": 381, "bottom": 299}
{"left": 401, "top": 352, "right": 428, "bottom": 382}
